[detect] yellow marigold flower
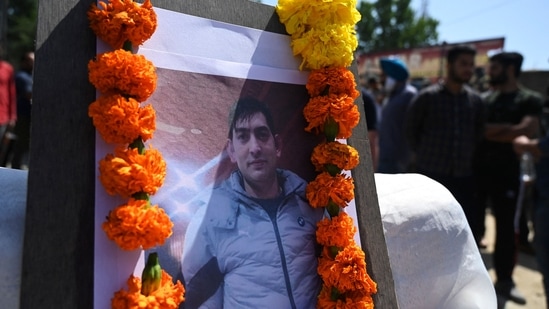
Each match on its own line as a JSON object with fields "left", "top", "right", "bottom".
{"left": 317, "top": 285, "right": 375, "bottom": 309}
{"left": 111, "top": 270, "right": 185, "bottom": 309}
{"left": 99, "top": 146, "right": 166, "bottom": 198}
{"left": 88, "top": 49, "right": 157, "bottom": 102}
{"left": 316, "top": 212, "right": 357, "bottom": 248}
{"left": 318, "top": 243, "right": 377, "bottom": 294}
{"left": 276, "top": 0, "right": 361, "bottom": 38}
{"left": 88, "top": 0, "right": 157, "bottom": 50}
{"left": 89, "top": 93, "right": 156, "bottom": 145}
{"left": 306, "top": 67, "right": 359, "bottom": 98}
{"left": 311, "top": 141, "right": 359, "bottom": 172}
{"left": 291, "top": 24, "right": 358, "bottom": 70}
{"left": 303, "top": 94, "right": 360, "bottom": 139}
{"left": 306, "top": 172, "right": 354, "bottom": 208}
{"left": 102, "top": 199, "right": 174, "bottom": 251}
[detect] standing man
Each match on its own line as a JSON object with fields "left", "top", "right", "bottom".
{"left": 181, "top": 98, "right": 323, "bottom": 309}
{"left": 405, "top": 45, "right": 485, "bottom": 243}
{"left": 11, "top": 51, "right": 34, "bottom": 169}
{"left": 476, "top": 52, "right": 543, "bottom": 305}
{"left": 377, "top": 57, "right": 417, "bottom": 173}
{"left": 0, "top": 45, "right": 17, "bottom": 166}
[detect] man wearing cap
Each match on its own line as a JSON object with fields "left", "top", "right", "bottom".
{"left": 377, "top": 57, "right": 417, "bottom": 173}
{"left": 405, "top": 45, "right": 485, "bottom": 245}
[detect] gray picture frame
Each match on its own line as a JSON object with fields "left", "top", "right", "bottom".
{"left": 21, "top": 0, "right": 397, "bottom": 308}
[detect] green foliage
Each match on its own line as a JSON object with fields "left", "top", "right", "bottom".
{"left": 6, "top": 0, "right": 37, "bottom": 65}
{"left": 357, "top": 0, "right": 439, "bottom": 53}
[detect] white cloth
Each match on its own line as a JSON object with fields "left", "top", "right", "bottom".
{"left": 375, "top": 173, "right": 497, "bottom": 309}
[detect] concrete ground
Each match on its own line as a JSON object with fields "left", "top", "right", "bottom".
{"left": 481, "top": 212, "right": 546, "bottom": 309}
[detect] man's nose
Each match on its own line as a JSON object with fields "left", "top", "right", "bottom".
{"left": 249, "top": 136, "right": 261, "bottom": 154}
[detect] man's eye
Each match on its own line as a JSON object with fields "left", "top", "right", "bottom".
{"left": 237, "top": 133, "right": 249, "bottom": 141}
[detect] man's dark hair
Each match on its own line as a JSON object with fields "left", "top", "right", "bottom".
{"left": 228, "top": 97, "right": 276, "bottom": 139}
{"left": 446, "top": 45, "right": 476, "bottom": 64}
{"left": 490, "top": 52, "right": 524, "bottom": 77}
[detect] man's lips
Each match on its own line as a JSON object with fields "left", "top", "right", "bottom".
{"left": 248, "top": 159, "right": 267, "bottom": 168}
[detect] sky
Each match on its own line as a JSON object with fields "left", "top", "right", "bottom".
{"left": 261, "top": 0, "right": 549, "bottom": 71}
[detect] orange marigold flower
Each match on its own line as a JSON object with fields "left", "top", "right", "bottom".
{"left": 306, "top": 67, "right": 359, "bottom": 98}
{"left": 99, "top": 146, "right": 167, "bottom": 198}
{"left": 316, "top": 212, "right": 357, "bottom": 248}
{"left": 318, "top": 244, "right": 378, "bottom": 294}
{"left": 88, "top": 0, "right": 157, "bottom": 50}
{"left": 303, "top": 94, "right": 360, "bottom": 139}
{"left": 88, "top": 49, "right": 157, "bottom": 102}
{"left": 311, "top": 141, "right": 359, "bottom": 172}
{"left": 111, "top": 270, "right": 185, "bottom": 309}
{"left": 89, "top": 93, "right": 156, "bottom": 144}
{"left": 102, "top": 199, "right": 174, "bottom": 250}
{"left": 306, "top": 172, "right": 354, "bottom": 208}
{"left": 317, "top": 285, "right": 375, "bottom": 309}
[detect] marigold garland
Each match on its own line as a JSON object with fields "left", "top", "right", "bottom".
{"left": 88, "top": 49, "right": 157, "bottom": 102}
{"left": 311, "top": 141, "right": 359, "bottom": 172}
{"left": 88, "top": 1, "right": 184, "bottom": 307}
{"left": 316, "top": 212, "right": 357, "bottom": 248}
{"left": 103, "top": 199, "right": 174, "bottom": 250}
{"left": 276, "top": 0, "right": 361, "bottom": 38}
{"left": 318, "top": 244, "right": 377, "bottom": 295}
{"left": 111, "top": 271, "right": 185, "bottom": 309}
{"left": 276, "top": 0, "right": 360, "bottom": 70}
{"left": 290, "top": 24, "right": 358, "bottom": 70}
{"left": 306, "top": 67, "right": 360, "bottom": 98}
{"left": 303, "top": 94, "right": 360, "bottom": 139}
{"left": 99, "top": 146, "right": 167, "bottom": 198}
{"left": 88, "top": 0, "right": 157, "bottom": 50}
{"left": 89, "top": 93, "right": 156, "bottom": 144}
{"left": 306, "top": 172, "right": 355, "bottom": 208}
{"left": 277, "top": 0, "right": 377, "bottom": 307}
{"left": 317, "top": 287, "right": 375, "bottom": 309}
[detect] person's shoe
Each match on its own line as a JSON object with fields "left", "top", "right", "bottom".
{"left": 494, "top": 280, "right": 527, "bottom": 305}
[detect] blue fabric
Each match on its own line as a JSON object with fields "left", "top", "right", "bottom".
{"left": 181, "top": 169, "right": 323, "bottom": 309}
{"left": 377, "top": 84, "right": 416, "bottom": 173}
{"left": 380, "top": 58, "right": 409, "bottom": 81}
{"left": 15, "top": 70, "right": 32, "bottom": 119}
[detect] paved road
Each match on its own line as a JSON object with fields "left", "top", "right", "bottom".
{"left": 482, "top": 213, "right": 546, "bottom": 309}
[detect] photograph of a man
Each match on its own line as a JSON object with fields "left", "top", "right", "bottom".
{"left": 181, "top": 97, "right": 324, "bottom": 309}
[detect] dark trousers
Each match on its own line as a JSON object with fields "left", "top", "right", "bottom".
{"left": 476, "top": 169, "right": 520, "bottom": 282}
{"left": 418, "top": 171, "right": 477, "bottom": 239}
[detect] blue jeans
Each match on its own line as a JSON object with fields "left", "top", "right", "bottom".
{"left": 534, "top": 196, "right": 549, "bottom": 305}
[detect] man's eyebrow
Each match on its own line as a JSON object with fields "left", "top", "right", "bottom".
{"left": 233, "top": 127, "right": 250, "bottom": 133}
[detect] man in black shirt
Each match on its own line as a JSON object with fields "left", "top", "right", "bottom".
{"left": 476, "top": 52, "right": 543, "bottom": 305}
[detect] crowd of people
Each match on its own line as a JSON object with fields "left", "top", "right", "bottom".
{"left": 361, "top": 46, "right": 549, "bottom": 307}
{"left": 0, "top": 45, "right": 34, "bottom": 170}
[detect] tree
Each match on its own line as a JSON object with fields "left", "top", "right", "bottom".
{"left": 356, "top": 0, "right": 439, "bottom": 53}
{"left": 6, "top": 0, "right": 37, "bottom": 65}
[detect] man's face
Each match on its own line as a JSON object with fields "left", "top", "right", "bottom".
{"left": 448, "top": 53, "right": 475, "bottom": 83}
{"left": 228, "top": 112, "right": 280, "bottom": 187}
{"left": 488, "top": 61, "right": 508, "bottom": 85}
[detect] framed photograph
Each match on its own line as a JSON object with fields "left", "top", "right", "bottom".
{"left": 24, "top": 1, "right": 396, "bottom": 308}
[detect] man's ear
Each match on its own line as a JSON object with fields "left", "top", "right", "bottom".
{"left": 226, "top": 139, "right": 237, "bottom": 163}
{"left": 274, "top": 134, "right": 282, "bottom": 158}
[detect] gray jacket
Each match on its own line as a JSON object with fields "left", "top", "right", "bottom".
{"left": 181, "top": 169, "right": 323, "bottom": 309}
